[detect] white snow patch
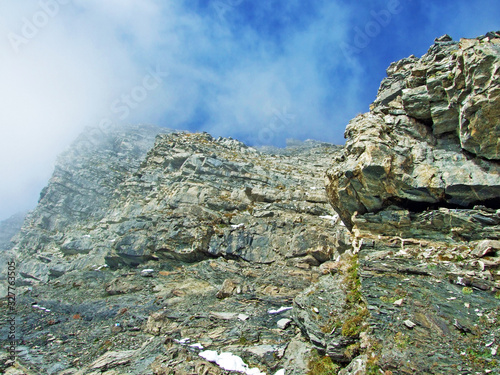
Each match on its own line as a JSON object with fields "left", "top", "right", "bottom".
{"left": 32, "top": 304, "right": 51, "bottom": 312}
{"left": 319, "top": 215, "right": 339, "bottom": 224}
{"left": 238, "top": 313, "right": 250, "bottom": 321}
{"left": 231, "top": 223, "right": 245, "bottom": 229}
{"left": 200, "top": 350, "right": 219, "bottom": 362}
{"left": 189, "top": 343, "right": 204, "bottom": 350}
{"left": 274, "top": 370, "right": 285, "bottom": 375}
{"left": 199, "top": 350, "right": 266, "bottom": 375}
{"left": 268, "top": 306, "right": 292, "bottom": 315}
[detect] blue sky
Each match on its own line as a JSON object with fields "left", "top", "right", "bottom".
{"left": 0, "top": 0, "right": 499, "bottom": 220}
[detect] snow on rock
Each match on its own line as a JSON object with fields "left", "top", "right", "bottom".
{"left": 199, "top": 350, "right": 266, "bottom": 375}
{"left": 141, "top": 269, "right": 155, "bottom": 277}
{"left": 32, "top": 304, "right": 51, "bottom": 312}
{"left": 189, "top": 343, "right": 204, "bottom": 350}
{"left": 319, "top": 215, "right": 339, "bottom": 224}
{"left": 268, "top": 306, "right": 292, "bottom": 314}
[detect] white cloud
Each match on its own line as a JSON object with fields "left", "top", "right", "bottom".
{"left": 0, "top": 0, "right": 363, "bottom": 220}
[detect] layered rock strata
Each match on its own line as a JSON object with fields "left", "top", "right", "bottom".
{"left": 1, "top": 127, "right": 349, "bottom": 374}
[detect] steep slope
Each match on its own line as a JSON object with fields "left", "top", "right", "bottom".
{"left": 1, "top": 128, "right": 349, "bottom": 374}
{"left": 8, "top": 125, "right": 171, "bottom": 281}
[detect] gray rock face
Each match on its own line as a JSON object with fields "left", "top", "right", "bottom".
{"left": 8, "top": 125, "right": 170, "bottom": 282}
{"left": 11, "top": 131, "right": 346, "bottom": 283}
{"left": 326, "top": 34, "right": 500, "bottom": 229}
{"left": 2, "top": 125, "right": 349, "bottom": 374}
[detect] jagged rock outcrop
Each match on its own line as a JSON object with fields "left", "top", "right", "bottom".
{"left": 326, "top": 33, "right": 500, "bottom": 229}
{"left": 323, "top": 34, "right": 500, "bottom": 374}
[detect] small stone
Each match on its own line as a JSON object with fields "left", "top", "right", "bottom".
{"left": 277, "top": 318, "right": 292, "bottom": 330}
{"left": 312, "top": 307, "right": 319, "bottom": 314}
{"left": 245, "top": 345, "right": 277, "bottom": 357}
{"left": 210, "top": 312, "right": 238, "bottom": 320}
{"left": 393, "top": 298, "right": 404, "bottom": 306}
{"left": 141, "top": 269, "right": 155, "bottom": 277}
{"left": 90, "top": 350, "right": 136, "bottom": 369}
{"left": 238, "top": 314, "right": 249, "bottom": 321}
{"left": 216, "top": 279, "right": 237, "bottom": 299}
{"left": 404, "top": 320, "right": 417, "bottom": 329}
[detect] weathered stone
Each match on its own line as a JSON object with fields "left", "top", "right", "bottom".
{"left": 216, "top": 279, "right": 238, "bottom": 299}
{"left": 402, "top": 86, "right": 431, "bottom": 121}
{"left": 90, "top": 350, "right": 136, "bottom": 370}
{"left": 327, "top": 36, "right": 500, "bottom": 229}
{"left": 280, "top": 335, "right": 313, "bottom": 375}
{"left": 292, "top": 270, "right": 360, "bottom": 363}
{"left": 338, "top": 355, "right": 367, "bottom": 375}
{"left": 471, "top": 240, "right": 500, "bottom": 258}
{"left": 277, "top": 318, "right": 292, "bottom": 330}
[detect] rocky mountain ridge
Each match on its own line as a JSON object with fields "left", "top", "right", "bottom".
{"left": 1, "top": 33, "right": 500, "bottom": 375}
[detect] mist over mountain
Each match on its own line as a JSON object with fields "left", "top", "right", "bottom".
{"left": 2, "top": 0, "right": 500, "bottom": 221}
{"left": 1, "top": 33, "right": 500, "bottom": 374}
